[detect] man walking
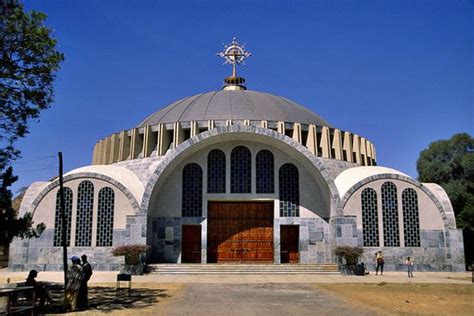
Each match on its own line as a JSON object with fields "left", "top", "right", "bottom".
{"left": 375, "top": 251, "right": 384, "bottom": 275}
{"left": 78, "top": 254, "right": 93, "bottom": 309}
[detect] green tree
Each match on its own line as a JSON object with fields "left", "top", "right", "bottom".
{"left": 0, "top": 167, "right": 45, "bottom": 247}
{"left": 417, "top": 133, "right": 474, "bottom": 268}
{"left": 0, "top": 1, "right": 64, "bottom": 246}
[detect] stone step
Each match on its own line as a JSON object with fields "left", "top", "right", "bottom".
{"left": 148, "top": 264, "right": 340, "bottom": 275}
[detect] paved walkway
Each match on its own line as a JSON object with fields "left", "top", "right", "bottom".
{"left": 1, "top": 269, "right": 471, "bottom": 284}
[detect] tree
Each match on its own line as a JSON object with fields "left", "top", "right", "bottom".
{"left": 1, "top": 1, "right": 64, "bottom": 163}
{"left": 0, "top": 166, "right": 45, "bottom": 247}
{"left": 0, "top": 1, "right": 64, "bottom": 246}
{"left": 417, "top": 133, "right": 474, "bottom": 268}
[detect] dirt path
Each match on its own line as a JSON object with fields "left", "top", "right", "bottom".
{"left": 160, "top": 283, "right": 375, "bottom": 315}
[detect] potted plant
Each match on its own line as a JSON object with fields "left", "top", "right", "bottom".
{"left": 112, "top": 244, "right": 150, "bottom": 275}
{"left": 334, "top": 246, "right": 364, "bottom": 275}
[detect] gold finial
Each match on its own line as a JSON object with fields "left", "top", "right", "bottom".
{"left": 217, "top": 37, "right": 252, "bottom": 90}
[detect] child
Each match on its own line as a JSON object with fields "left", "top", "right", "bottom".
{"left": 405, "top": 257, "right": 413, "bottom": 278}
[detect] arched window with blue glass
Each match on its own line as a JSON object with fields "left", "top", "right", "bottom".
{"left": 208, "top": 149, "right": 226, "bottom": 193}
{"left": 279, "top": 163, "right": 299, "bottom": 217}
{"left": 256, "top": 150, "right": 274, "bottom": 194}
{"left": 182, "top": 163, "right": 203, "bottom": 217}
{"left": 231, "top": 146, "right": 251, "bottom": 193}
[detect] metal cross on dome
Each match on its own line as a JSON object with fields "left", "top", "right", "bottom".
{"left": 217, "top": 37, "right": 252, "bottom": 77}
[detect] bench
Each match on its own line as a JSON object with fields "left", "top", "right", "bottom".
{"left": 0, "top": 286, "right": 35, "bottom": 315}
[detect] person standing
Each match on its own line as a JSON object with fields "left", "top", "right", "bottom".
{"left": 78, "top": 254, "right": 93, "bottom": 309}
{"left": 64, "top": 256, "right": 83, "bottom": 311}
{"left": 375, "top": 251, "right": 385, "bottom": 275}
{"left": 406, "top": 256, "right": 414, "bottom": 278}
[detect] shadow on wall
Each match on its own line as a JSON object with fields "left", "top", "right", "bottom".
{"left": 37, "top": 283, "right": 171, "bottom": 314}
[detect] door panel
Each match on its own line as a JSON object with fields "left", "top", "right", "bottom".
{"left": 182, "top": 225, "right": 201, "bottom": 263}
{"left": 281, "top": 225, "right": 299, "bottom": 264}
{"left": 208, "top": 202, "right": 273, "bottom": 263}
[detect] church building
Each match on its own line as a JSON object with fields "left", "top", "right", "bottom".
{"left": 9, "top": 39, "right": 465, "bottom": 272}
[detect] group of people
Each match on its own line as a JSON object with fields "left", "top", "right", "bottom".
{"left": 24, "top": 254, "right": 92, "bottom": 311}
{"left": 64, "top": 254, "right": 93, "bottom": 311}
{"left": 374, "top": 251, "right": 414, "bottom": 277}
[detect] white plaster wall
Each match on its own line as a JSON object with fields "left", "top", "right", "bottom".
{"left": 148, "top": 139, "right": 329, "bottom": 220}
{"left": 31, "top": 178, "right": 135, "bottom": 246}
{"left": 343, "top": 179, "right": 445, "bottom": 233}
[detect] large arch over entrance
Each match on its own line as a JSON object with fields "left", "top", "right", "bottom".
{"left": 142, "top": 125, "right": 341, "bottom": 264}
{"left": 140, "top": 125, "right": 340, "bottom": 216}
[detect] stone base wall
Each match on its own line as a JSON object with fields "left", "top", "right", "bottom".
{"left": 8, "top": 215, "right": 147, "bottom": 272}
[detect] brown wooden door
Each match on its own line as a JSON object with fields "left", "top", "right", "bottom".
{"left": 281, "top": 225, "right": 299, "bottom": 264}
{"left": 208, "top": 202, "right": 273, "bottom": 263}
{"left": 182, "top": 225, "right": 201, "bottom": 263}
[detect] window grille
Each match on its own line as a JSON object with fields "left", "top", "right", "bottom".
{"left": 182, "top": 163, "right": 203, "bottom": 217}
{"left": 53, "top": 187, "right": 73, "bottom": 247}
{"left": 97, "top": 187, "right": 115, "bottom": 247}
{"left": 279, "top": 163, "right": 299, "bottom": 217}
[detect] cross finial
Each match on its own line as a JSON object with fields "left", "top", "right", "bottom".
{"left": 217, "top": 37, "right": 252, "bottom": 77}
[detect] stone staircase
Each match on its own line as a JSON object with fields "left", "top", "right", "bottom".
{"left": 148, "top": 264, "right": 340, "bottom": 275}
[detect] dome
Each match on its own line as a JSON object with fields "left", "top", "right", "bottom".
{"left": 137, "top": 90, "right": 332, "bottom": 127}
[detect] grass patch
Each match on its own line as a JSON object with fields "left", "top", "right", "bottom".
{"left": 318, "top": 283, "right": 474, "bottom": 315}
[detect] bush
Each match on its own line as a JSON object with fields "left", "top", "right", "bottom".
{"left": 334, "top": 246, "right": 363, "bottom": 265}
{"left": 112, "top": 244, "right": 150, "bottom": 257}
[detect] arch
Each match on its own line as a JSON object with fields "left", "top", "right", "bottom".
{"left": 207, "top": 149, "right": 226, "bottom": 193}
{"left": 279, "top": 163, "right": 300, "bottom": 217}
{"left": 53, "top": 187, "right": 73, "bottom": 247}
{"left": 339, "top": 173, "right": 456, "bottom": 232}
{"left": 256, "top": 150, "right": 274, "bottom": 193}
{"left": 182, "top": 163, "right": 203, "bottom": 217}
{"left": 97, "top": 187, "right": 115, "bottom": 247}
{"left": 381, "top": 181, "right": 399, "bottom": 247}
{"left": 402, "top": 188, "right": 421, "bottom": 247}
{"left": 361, "top": 187, "right": 379, "bottom": 247}
{"left": 141, "top": 125, "right": 338, "bottom": 217}
{"left": 28, "top": 172, "right": 141, "bottom": 218}
{"left": 75, "top": 180, "right": 94, "bottom": 247}
{"left": 231, "top": 146, "right": 251, "bottom": 193}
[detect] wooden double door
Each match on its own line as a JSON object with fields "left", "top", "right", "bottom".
{"left": 208, "top": 202, "right": 274, "bottom": 263}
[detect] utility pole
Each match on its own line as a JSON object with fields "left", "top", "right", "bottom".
{"left": 58, "top": 152, "right": 68, "bottom": 288}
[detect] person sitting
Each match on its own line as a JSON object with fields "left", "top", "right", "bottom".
{"left": 25, "top": 270, "right": 53, "bottom": 307}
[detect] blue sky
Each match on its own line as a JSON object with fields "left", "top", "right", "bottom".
{"left": 12, "top": 0, "right": 473, "bottom": 194}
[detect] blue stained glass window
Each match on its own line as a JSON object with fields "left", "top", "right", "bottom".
{"left": 231, "top": 146, "right": 251, "bottom": 193}
{"left": 208, "top": 149, "right": 226, "bottom": 193}
{"left": 279, "top": 163, "right": 299, "bottom": 217}
{"left": 182, "top": 163, "right": 203, "bottom": 217}
{"left": 256, "top": 150, "right": 274, "bottom": 193}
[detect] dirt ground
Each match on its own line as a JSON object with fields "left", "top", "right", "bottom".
{"left": 27, "top": 282, "right": 473, "bottom": 315}
{"left": 24, "top": 282, "right": 183, "bottom": 315}
{"left": 319, "top": 283, "right": 474, "bottom": 315}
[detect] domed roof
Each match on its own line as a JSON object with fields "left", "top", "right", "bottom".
{"left": 137, "top": 90, "right": 332, "bottom": 127}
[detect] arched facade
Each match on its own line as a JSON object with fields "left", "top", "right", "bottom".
{"left": 9, "top": 87, "right": 465, "bottom": 271}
